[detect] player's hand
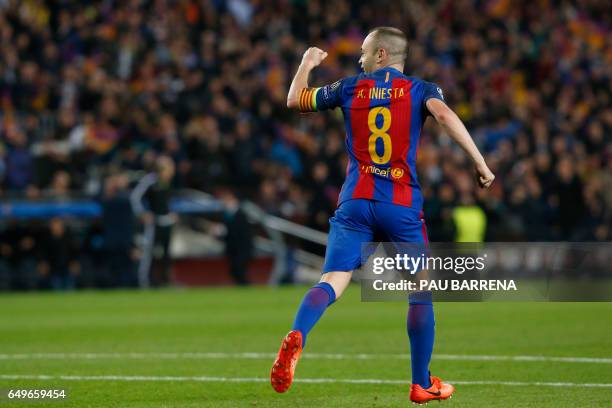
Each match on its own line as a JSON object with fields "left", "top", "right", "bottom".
{"left": 301, "top": 47, "right": 328, "bottom": 68}
{"left": 475, "top": 163, "right": 495, "bottom": 188}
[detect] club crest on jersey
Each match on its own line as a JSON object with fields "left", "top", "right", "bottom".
{"left": 391, "top": 168, "right": 404, "bottom": 179}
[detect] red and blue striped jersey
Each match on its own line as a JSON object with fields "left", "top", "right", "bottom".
{"left": 299, "top": 66, "right": 445, "bottom": 210}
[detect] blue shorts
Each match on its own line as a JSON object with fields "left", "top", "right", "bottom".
{"left": 323, "top": 199, "right": 429, "bottom": 273}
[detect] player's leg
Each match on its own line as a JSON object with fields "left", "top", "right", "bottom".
{"left": 382, "top": 207, "right": 436, "bottom": 388}
{"left": 292, "top": 199, "right": 373, "bottom": 347}
{"left": 289, "top": 270, "right": 352, "bottom": 351}
{"left": 374, "top": 202, "right": 454, "bottom": 403}
{"left": 271, "top": 200, "right": 372, "bottom": 393}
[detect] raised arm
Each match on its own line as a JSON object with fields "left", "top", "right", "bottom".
{"left": 130, "top": 173, "right": 157, "bottom": 215}
{"left": 426, "top": 98, "right": 495, "bottom": 188}
{"left": 287, "top": 47, "right": 328, "bottom": 109}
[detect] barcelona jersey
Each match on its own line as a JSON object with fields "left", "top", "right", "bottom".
{"left": 299, "top": 67, "right": 444, "bottom": 212}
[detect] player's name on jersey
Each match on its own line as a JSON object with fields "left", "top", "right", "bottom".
{"left": 372, "top": 279, "right": 518, "bottom": 292}
{"left": 357, "top": 87, "right": 406, "bottom": 99}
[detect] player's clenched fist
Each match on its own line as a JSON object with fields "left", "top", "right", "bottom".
{"left": 301, "top": 47, "right": 328, "bottom": 68}
{"left": 475, "top": 163, "right": 495, "bottom": 188}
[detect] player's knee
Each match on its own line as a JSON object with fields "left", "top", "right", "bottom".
{"left": 319, "top": 271, "right": 352, "bottom": 300}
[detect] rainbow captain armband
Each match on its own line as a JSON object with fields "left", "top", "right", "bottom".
{"left": 298, "top": 87, "right": 320, "bottom": 112}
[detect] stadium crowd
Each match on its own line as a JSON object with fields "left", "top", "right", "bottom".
{"left": 0, "top": 0, "right": 610, "bottom": 288}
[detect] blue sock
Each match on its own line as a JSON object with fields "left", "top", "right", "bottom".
{"left": 292, "top": 282, "right": 336, "bottom": 348}
{"left": 408, "top": 291, "right": 435, "bottom": 388}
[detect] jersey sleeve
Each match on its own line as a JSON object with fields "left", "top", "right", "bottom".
{"left": 298, "top": 79, "right": 344, "bottom": 112}
{"left": 422, "top": 81, "right": 445, "bottom": 110}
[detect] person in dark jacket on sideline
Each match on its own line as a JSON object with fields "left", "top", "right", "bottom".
{"left": 131, "top": 156, "right": 177, "bottom": 287}
{"left": 217, "top": 188, "right": 253, "bottom": 286}
{"left": 101, "top": 173, "right": 136, "bottom": 287}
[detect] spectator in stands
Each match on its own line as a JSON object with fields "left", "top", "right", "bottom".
{"left": 4, "top": 123, "right": 32, "bottom": 191}
{"left": 0, "top": 143, "right": 6, "bottom": 187}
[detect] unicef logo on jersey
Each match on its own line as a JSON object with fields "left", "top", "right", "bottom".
{"left": 361, "top": 165, "right": 404, "bottom": 179}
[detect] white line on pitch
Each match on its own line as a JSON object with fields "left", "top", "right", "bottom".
{"left": 0, "top": 352, "right": 609, "bottom": 364}
{"left": 0, "top": 374, "right": 611, "bottom": 388}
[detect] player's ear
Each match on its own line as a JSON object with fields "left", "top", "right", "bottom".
{"left": 377, "top": 48, "right": 387, "bottom": 64}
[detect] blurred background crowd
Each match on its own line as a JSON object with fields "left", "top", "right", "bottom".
{"left": 0, "top": 0, "right": 610, "bottom": 289}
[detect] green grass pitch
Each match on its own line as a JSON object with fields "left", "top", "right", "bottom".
{"left": 0, "top": 286, "right": 611, "bottom": 407}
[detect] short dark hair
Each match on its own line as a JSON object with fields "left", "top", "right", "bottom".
{"left": 369, "top": 27, "right": 408, "bottom": 64}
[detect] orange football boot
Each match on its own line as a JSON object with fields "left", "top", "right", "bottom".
{"left": 270, "top": 330, "right": 303, "bottom": 393}
{"left": 409, "top": 375, "right": 455, "bottom": 404}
